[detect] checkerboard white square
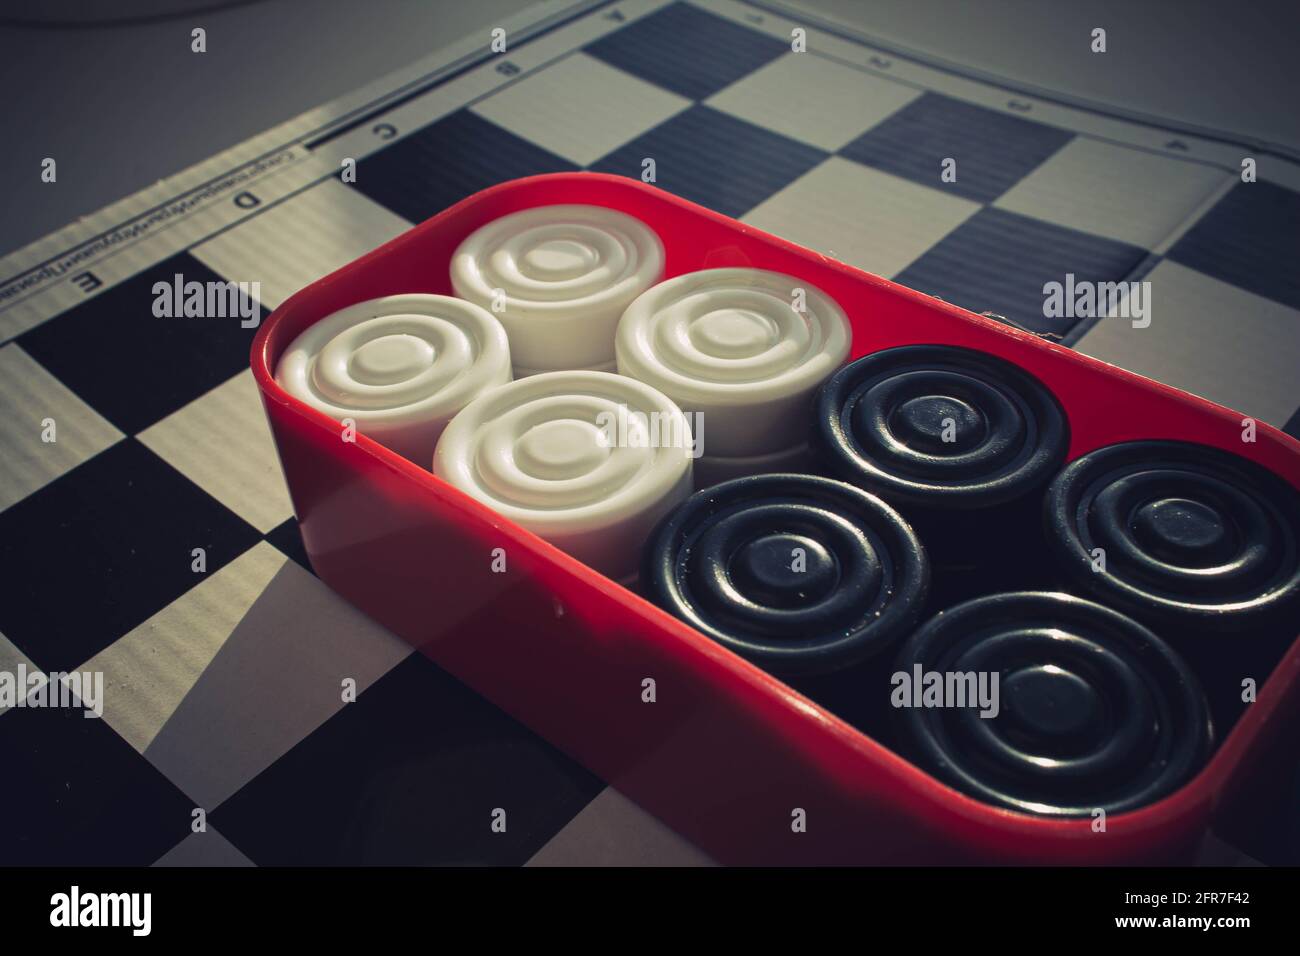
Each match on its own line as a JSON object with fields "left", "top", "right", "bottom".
{"left": 994, "top": 138, "right": 1231, "bottom": 250}
{"left": 191, "top": 180, "right": 412, "bottom": 311}
{"left": 0, "top": 344, "right": 123, "bottom": 511}
{"left": 527, "top": 786, "right": 716, "bottom": 867}
{"left": 84, "top": 541, "right": 412, "bottom": 809}
{"left": 137, "top": 369, "right": 292, "bottom": 534}
{"left": 0, "top": 631, "right": 43, "bottom": 717}
{"left": 152, "top": 827, "right": 255, "bottom": 867}
{"left": 1077, "top": 260, "right": 1300, "bottom": 427}
{"left": 743, "top": 157, "right": 979, "bottom": 278}
{"left": 707, "top": 52, "right": 920, "bottom": 152}
{"left": 471, "top": 52, "right": 690, "bottom": 166}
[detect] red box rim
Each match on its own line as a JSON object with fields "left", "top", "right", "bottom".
{"left": 251, "top": 171, "right": 1300, "bottom": 852}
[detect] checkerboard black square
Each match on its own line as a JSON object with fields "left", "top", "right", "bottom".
{"left": 591, "top": 105, "right": 826, "bottom": 218}
{"left": 1212, "top": 751, "right": 1300, "bottom": 866}
{"left": 211, "top": 653, "right": 603, "bottom": 865}
{"left": 892, "top": 207, "right": 1148, "bottom": 334}
{"left": 586, "top": 2, "right": 787, "bottom": 101}
{"left": 1167, "top": 180, "right": 1300, "bottom": 311}
{"left": 1284, "top": 406, "right": 1300, "bottom": 442}
{"left": 354, "top": 109, "right": 578, "bottom": 224}
{"left": 0, "top": 439, "right": 261, "bottom": 672}
{"left": 265, "top": 517, "right": 314, "bottom": 575}
{"left": 840, "top": 93, "right": 1074, "bottom": 204}
{"left": 0, "top": 699, "right": 194, "bottom": 865}
{"left": 18, "top": 253, "right": 262, "bottom": 435}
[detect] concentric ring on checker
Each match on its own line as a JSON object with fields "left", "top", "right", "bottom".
{"left": 1045, "top": 441, "right": 1300, "bottom": 630}
{"left": 813, "top": 345, "right": 1069, "bottom": 508}
{"left": 642, "top": 474, "right": 929, "bottom": 675}
{"left": 450, "top": 204, "right": 664, "bottom": 372}
{"left": 616, "top": 268, "right": 852, "bottom": 459}
{"left": 893, "top": 592, "right": 1213, "bottom": 817}
{"left": 433, "top": 370, "right": 693, "bottom": 581}
{"left": 275, "top": 293, "right": 511, "bottom": 465}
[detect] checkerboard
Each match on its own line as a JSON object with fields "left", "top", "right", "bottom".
{"left": 2, "top": 0, "right": 1297, "bottom": 866}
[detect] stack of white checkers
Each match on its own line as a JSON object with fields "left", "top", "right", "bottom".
{"left": 275, "top": 205, "right": 853, "bottom": 581}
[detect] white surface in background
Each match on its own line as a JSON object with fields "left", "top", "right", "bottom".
{"left": 1077, "top": 261, "right": 1300, "bottom": 428}
{"left": 707, "top": 50, "right": 921, "bottom": 151}
{"left": 994, "top": 137, "right": 1232, "bottom": 249}
{"left": 743, "top": 156, "right": 979, "bottom": 276}
{"left": 191, "top": 180, "right": 413, "bottom": 310}
{"left": 4, "top": 0, "right": 1297, "bottom": 256}
{"left": 472, "top": 52, "right": 691, "bottom": 165}
{"left": 0, "top": 343, "right": 124, "bottom": 510}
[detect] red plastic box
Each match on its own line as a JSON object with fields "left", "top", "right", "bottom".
{"left": 252, "top": 173, "right": 1300, "bottom": 864}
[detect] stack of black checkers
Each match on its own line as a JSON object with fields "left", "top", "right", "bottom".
{"left": 641, "top": 344, "right": 1300, "bottom": 817}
